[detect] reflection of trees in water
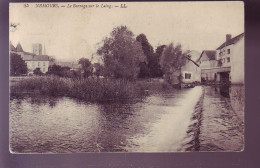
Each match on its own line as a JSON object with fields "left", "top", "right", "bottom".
{"left": 94, "top": 101, "right": 139, "bottom": 152}
{"left": 213, "top": 85, "right": 230, "bottom": 98}
{"left": 12, "top": 94, "right": 59, "bottom": 108}
{"left": 212, "top": 85, "right": 244, "bottom": 121}
{"left": 219, "top": 85, "right": 230, "bottom": 98}
{"left": 30, "top": 96, "right": 58, "bottom": 108}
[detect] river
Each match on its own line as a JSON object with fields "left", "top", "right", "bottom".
{"left": 9, "top": 85, "right": 244, "bottom": 153}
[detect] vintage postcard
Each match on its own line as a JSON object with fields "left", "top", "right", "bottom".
{"left": 9, "top": 2, "right": 244, "bottom": 153}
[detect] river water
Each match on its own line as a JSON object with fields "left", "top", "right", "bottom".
{"left": 9, "top": 85, "right": 244, "bottom": 153}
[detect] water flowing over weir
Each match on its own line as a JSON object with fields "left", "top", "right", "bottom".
{"left": 125, "top": 86, "right": 203, "bottom": 152}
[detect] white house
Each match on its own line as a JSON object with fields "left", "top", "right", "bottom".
{"left": 198, "top": 33, "right": 244, "bottom": 84}
{"left": 181, "top": 50, "right": 201, "bottom": 85}
{"left": 216, "top": 33, "right": 245, "bottom": 84}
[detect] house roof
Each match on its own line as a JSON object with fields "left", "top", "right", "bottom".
{"left": 197, "top": 50, "right": 216, "bottom": 62}
{"left": 16, "top": 42, "right": 24, "bottom": 52}
{"left": 10, "top": 42, "right": 16, "bottom": 51}
{"left": 217, "top": 33, "right": 245, "bottom": 50}
{"left": 203, "top": 50, "right": 216, "bottom": 60}
{"left": 23, "top": 54, "right": 50, "bottom": 61}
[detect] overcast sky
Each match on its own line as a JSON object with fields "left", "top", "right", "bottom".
{"left": 10, "top": 2, "right": 244, "bottom": 62}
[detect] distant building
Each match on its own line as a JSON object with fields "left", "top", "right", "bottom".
{"left": 55, "top": 61, "right": 81, "bottom": 71}
{"left": 10, "top": 42, "right": 51, "bottom": 74}
{"left": 198, "top": 33, "right": 244, "bottom": 84}
{"left": 32, "top": 43, "right": 43, "bottom": 55}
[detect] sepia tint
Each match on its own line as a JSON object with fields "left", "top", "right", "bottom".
{"left": 9, "top": 2, "right": 244, "bottom": 153}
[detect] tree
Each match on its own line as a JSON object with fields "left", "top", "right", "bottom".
{"left": 78, "top": 58, "right": 92, "bottom": 78}
{"left": 47, "top": 64, "right": 72, "bottom": 77}
{"left": 92, "top": 63, "right": 104, "bottom": 77}
{"left": 152, "top": 45, "right": 167, "bottom": 77}
{"left": 97, "top": 26, "right": 145, "bottom": 80}
{"left": 33, "top": 68, "right": 43, "bottom": 76}
{"left": 47, "top": 64, "right": 62, "bottom": 76}
{"left": 160, "top": 43, "right": 186, "bottom": 84}
{"left": 136, "top": 34, "right": 153, "bottom": 78}
{"left": 10, "top": 53, "right": 28, "bottom": 76}
{"left": 155, "top": 45, "right": 167, "bottom": 56}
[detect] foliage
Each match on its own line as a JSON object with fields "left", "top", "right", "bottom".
{"left": 97, "top": 26, "right": 145, "bottom": 80}
{"left": 138, "top": 62, "right": 150, "bottom": 78}
{"left": 78, "top": 58, "right": 92, "bottom": 78}
{"left": 92, "top": 63, "right": 104, "bottom": 77}
{"left": 155, "top": 45, "right": 167, "bottom": 56}
{"left": 11, "top": 76, "right": 173, "bottom": 103}
{"left": 136, "top": 34, "right": 164, "bottom": 78}
{"left": 10, "top": 53, "right": 28, "bottom": 76}
{"left": 136, "top": 34, "right": 153, "bottom": 78}
{"left": 46, "top": 64, "right": 73, "bottom": 77}
{"left": 160, "top": 43, "right": 186, "bottom": 82}
{"left": 33, "top": 68, "right": 43, "bottom": 76}
{"left": 11, "top": 76, "right": 141, "bottom": 103}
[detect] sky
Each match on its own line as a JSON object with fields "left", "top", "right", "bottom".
{"left": 10, "top": 2, "right": 244, "bottom": 62}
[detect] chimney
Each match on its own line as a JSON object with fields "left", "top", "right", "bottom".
{"left": 226, "top": 34, "right": 232, "bottom": 42}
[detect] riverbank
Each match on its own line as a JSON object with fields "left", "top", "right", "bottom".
{"left": 10, "top": 76, "right": 172, "bottom": 103}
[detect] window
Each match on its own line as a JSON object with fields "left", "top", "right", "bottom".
{"left": 227, "top": 57, "right": 230, "bottom": 62}
{"left": 38, "top": 62, "right": 40, "bottom": 66}
{"left": 185, "top": 73, "right": 191, "bottom": 79}
{"left": 43, "top": 62, "right": 45, "bottom": 66}
{"left": 227, "top": 49, "right": 230, "bottom": 54}
{"left": 43, "top": 68, "right": 45, "bottom": 72}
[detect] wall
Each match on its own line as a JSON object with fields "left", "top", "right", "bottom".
{"left": 230, "top": 37, "right": 244, "bottom": 84}
{"left": 181, "top": 61, "right": 201, "bottom": 83}
{"left": 26, "top": 61, "right": 49, "bottom": 73}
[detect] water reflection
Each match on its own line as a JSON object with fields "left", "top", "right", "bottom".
{"left": 9, "top": 85, "right": 244, "bottom": 153}
{"left": 198, "top": 85, "right": 244, "bottom": 151}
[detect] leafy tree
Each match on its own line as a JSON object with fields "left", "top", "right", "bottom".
{"left": 160, "top": 43, "right": 186, "bottom": 83}
{"left": 33, "top": 68, "right": 43, "bottom": 76}
{"left": 10, "top": 53, "right": 28, "bottom": 76}
{"left": 136, "top": 34, "right": 164, "bottom": 78}
{"left": 136, "top": 34, "right": 154, "bottom": 78}
{"left": 47, "top": 64, "right": 72, "bottom": 77}
{"left": 152, "top": 45, "right": 167, "bottom": 77}
{"left": 46, "top": 64, "right": 63, "bottom": 76}
{"left": 155, "top": 45, "right": 166, "bottom": 56}
{"left": 97, "top": 26, "right": 145, "bottom": 80}
{"left": 92, "top": 63, "right": 104, "bottom": 77}
{"left": 78, "top": 58, "right": 92, "bottom": 78}
{"left": 138, "top": 62, "right": 150, "bottom": 78}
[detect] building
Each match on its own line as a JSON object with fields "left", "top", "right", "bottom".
{"left": 32, "top": 43, "right": 43, "bottom": 55}
{"left": 180, "top": 50, "right": 201, "bottom": 86}
{"left": 168, "top": 50, "right": 201, "bottom": 87}
{"left": 198, "top": 33, "right": 244, "bottom": 84}
{"left": 55, "top": 61, "right": 81, "bottom": 71}
{"left": 216, "top": 33, "right": 244, "bottom": 84}
{"left": 10, "top": 42, "right": 51, "bottom": 74}
{"left": 198, "top": 50, "right": 218, "bottom": 82}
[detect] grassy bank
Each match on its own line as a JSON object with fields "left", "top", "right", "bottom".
{"left": 10, "top": 76, "right": 172, "bottom": 103}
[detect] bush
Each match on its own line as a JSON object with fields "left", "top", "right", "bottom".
{"left": 11, "top": 76, "right": 142, "bottom": 102}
